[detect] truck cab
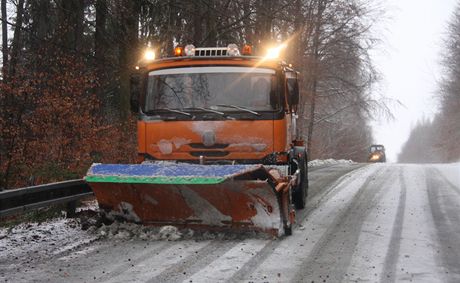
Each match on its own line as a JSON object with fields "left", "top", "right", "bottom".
{"left": 368, "top": 144, "right": 386, "bottom": 163}
{"left": 130, "top": 44, "right": 308, "bottom": 208}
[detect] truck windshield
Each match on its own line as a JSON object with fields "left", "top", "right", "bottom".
{"left": 370, "top": 146, "right": 384, "bottom": 152}
{"left": 144, "top": 66, "right": 277, "bottom": 113}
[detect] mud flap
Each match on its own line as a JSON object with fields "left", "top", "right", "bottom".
{"left": 85, "top": 164, "right": 293, "bottom": 236}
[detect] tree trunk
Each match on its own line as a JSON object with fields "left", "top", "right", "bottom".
{"left": 95, "top": 0, "right": 108, "bottom": 67}
{"left": 8, "top": 0, "right": 25, "bottom": 77}
{"left": 254, "top": 0, "right": 274, "bottom": 50}
{"left": 57, "top": 0, "right": 84, "bottom": 51}
{"left": 1, "top": 0, "right": 7, "bottom": 74}
{"left": 118, "top": 0, "right": 141, "bottom": 119}
{"left": 291, "top": 0, "right": 303, "bottom": 63}
{"left": 29, "top": 0, "right": 52, "bottom": 48}
{"left": 193, "top": 1, "right": 202, "bottom": 45}
{"left": 204, "top": 0, "right": 217, "bottom": 46}
{"left": 95, "top": 0, "right": 108, "bottom": 103}
{"left": 306, "top": 78, "right": 317, "bottom": 160}
{"left": 306, "top": 1, "right": 326, "bottom": 160}
{"left": 242, "top": 0, "right": 253, "bottom": 45}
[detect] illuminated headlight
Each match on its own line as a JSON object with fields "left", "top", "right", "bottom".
{"left": 370, "top": 154, "right": 380, "bottom": 161}
{"left": 265, "top": 43, "right": 287, "bottom": 59}
{"left": 143, "top": 49, "right": 155, "bottom": 61}
{"left": 227, "top": 44, "right": 240, "bottom": 56}
{"left": 184, "top": 44, "right": 196, "bottom": 56}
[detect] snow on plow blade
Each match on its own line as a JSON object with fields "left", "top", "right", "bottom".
{"left": 85, "top": 164, "right": 294, "bottom": 236}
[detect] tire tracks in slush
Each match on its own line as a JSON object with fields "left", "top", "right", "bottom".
{"left": 97, "top": 240, "right": 174, "bottom": 282}
{"left": 426, "top": 167, "right": 460, "bottom": 283}
{"left": 102, "top": 239, "right": 239, "bottom": 283}
{"left": 380, "top": 167, "right": 407, "bottom": 283}
{"left": 296, "top": 164, "right": 370, "bottom": 226}
{"left": 228, "top": 164, "right": 372, "bottom": 282}
{"left": 304, "top": 164, "right": 367, "bottom": 212}
{"left": 290, "top": 165, "right": 391, "bottom": 282}
{"left": 146, "top": 240, "right": 245, "bottom": 283}
{"left": 181, "top": 239, "right": 270, "bottom": 283}
{"left": 231, "top": 164, "right": 384, "bottom": 282}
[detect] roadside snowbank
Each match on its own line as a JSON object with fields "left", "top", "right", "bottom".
{"left": 94, "top": 222, "right": 269, "bottom": 241}
{"left": 0, "top": 215, "right": 268, "bottom": 264}
{"left": 94, "top": 223, "right": 187, "bottom": 241}
{"left": 433, "top": 162, "right": 460, "bottom": 186}
{"left": 308, "top": 158, "right": 355, "bottom": 167}
{"left": 0, "top": 217, "right": 98, "bottom": 266}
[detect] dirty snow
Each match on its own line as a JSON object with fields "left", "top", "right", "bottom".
{"left": 227, "top": 142, "right": 268, "bottom": 152}
{"left": 171, "top": 137, "right": 192, "bottom": 149}
{"left": 75, "top": 198, "right": 99, "bottom": 213}
{"left": 104, "top": 201, "right": 141, "bottom": 222}
{"left": 154, "top": 137, "right": 192, "bottom": 154}
{"left": 0, "top": 217, "right": 99, "bottom": 269}
{"left": 191, "top": 121, "right": 223, "bottom": 135}
{"left": 308, "top": 158, "right": 355, "bottom": 167}
{"left": 95, "top": 223, "right": 186, "bottom": 241}
{"left": 156, "top": 139, "right": 174, "bottom": 154}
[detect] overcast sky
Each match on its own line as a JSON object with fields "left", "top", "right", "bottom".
{"left": 371, "top": 0, "right": 458, "bottom": 162}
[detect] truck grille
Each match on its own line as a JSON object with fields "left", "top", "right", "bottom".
{"left": 189, "top": 143, "right": 229, "bottom": 149}
{"left": 190, "top": 151, "right": 229, "bottom": 157}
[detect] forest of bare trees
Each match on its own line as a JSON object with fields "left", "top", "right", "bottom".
{"left": 0, "top": 0, "right": 382, "bottom": 189}
{"left": 399, "top": 3, "right": 460, "bottom": 163}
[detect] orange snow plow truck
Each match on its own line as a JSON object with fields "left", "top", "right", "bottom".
{"left": 85, "top": 44, "right": 308, "bottom": 236}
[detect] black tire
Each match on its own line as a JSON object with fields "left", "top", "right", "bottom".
{"left": 284, "top": 225, "right": 292, "bottom": 236}
{"left": 290, "top": 149, "right": 308, "bottom": 209}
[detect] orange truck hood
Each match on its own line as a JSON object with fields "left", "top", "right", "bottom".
{"left": 138, "top": 120, "right": 274, "bottom": 161}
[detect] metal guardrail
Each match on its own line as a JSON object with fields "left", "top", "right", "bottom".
{"left": 0, "top": 179, "right": 93, "bottom": 217}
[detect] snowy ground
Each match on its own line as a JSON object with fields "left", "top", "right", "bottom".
{"left": 308, "top": 158, "right": 355, "bottom": 167}
{"left": 1, "top": 162, "right": 460, "bottom": 282}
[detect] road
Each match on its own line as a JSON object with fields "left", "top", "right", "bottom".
{"left": 1, "top": 162, "right": 460, "bottom": 282}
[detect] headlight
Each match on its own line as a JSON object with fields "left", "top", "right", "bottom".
{"left": 143, "top": 49, "right": 155, "bottom": 61}
{"left": 370, "top": 154, "right": 380, "bottom": 161}
{"left": 265, "top": 43, "right": 287, "bottom": 59}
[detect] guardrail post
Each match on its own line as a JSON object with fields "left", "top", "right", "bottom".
{"left": 66, "top": 200, "right": 77, "bottom": 218}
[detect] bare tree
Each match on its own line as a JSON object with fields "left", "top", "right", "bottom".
{"left": 8, "top": 0, "right": 24, "bottom": 76}
{"left": 1, "top": 0, "right": 7, "bottom": 74}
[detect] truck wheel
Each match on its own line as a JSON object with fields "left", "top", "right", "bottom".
{"left": 290, "top": 149, "right": 308, "bottom": 209}
{"left": 284, "top": 224, "right": 292, "bottom": 236}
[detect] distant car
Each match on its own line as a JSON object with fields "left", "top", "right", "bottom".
{"left": 368, "top": 144, "right": 386, "bottom": 162}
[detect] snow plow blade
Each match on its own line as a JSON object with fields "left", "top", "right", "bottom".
{"left": 85, "top": 163, "right": 295, "bottom": 236}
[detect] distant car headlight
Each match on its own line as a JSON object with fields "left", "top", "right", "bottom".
{"left": 370, "top": 154, "right": 380, "bottom": 161}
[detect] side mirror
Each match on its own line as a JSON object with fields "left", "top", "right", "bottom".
{"left": 287, "top": 78, "right": 299, "bottom": 108}
{"left": 130, "top": 74, "right": 141, "bottom": 113}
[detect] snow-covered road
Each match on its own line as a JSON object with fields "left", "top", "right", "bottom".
{"left": 1, "top": 163, "right": 460, "bottom": 282}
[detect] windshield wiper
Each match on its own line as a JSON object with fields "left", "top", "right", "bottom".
{"left": 214, "top": 104, "right": 261, "bottom": 116}
{"left": 154, "top": 108, "right": 194, "bottom": 118}
{"left": 184, "top": 107, "right": 235, "bottom": 120}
